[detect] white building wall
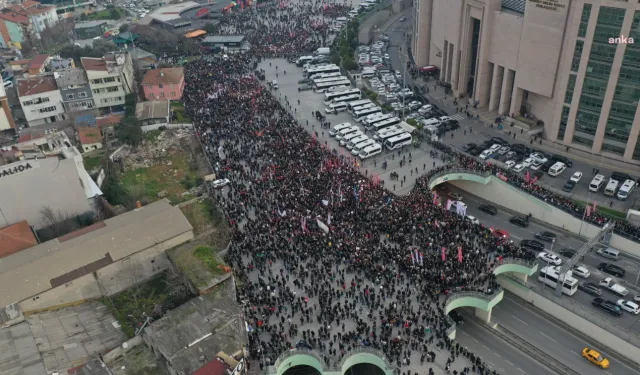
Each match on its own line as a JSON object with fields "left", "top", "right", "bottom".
{"left": 19, "top": 89, "right": 65, "bottom": 127}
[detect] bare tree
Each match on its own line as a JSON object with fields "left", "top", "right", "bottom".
{"left": 41, "top": 19, "right": 75, "bottom": 49}
{"left": 39, "top": 206, "right": 73, "bottom": 237}
{"left": 165, "top": 262, "right": 190, "bottom": 299}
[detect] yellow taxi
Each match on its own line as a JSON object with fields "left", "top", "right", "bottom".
{"left": 582, "top": 348, "right": 610, "bottom": 369}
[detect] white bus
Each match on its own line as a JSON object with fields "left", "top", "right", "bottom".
{"left": 375, "top": 128, "right": 405, "bottom": 142}
{"left": 354, "top": 107, "right": 382, "bottom": 122}
{"left": 347, "top": 100, "right": 372, "bottom": 113}
{"left": 315, "top": 79, "right": 351, "bottom": 93}
{"left": 313, "top": 72, "right": 342, "bottom": 80}
{"left": 384, "top": 132, "right": 413, "bottom": 150}
{"left": 346, "top": 135, "right": 369, "bottom": 150}
{"left": 323, "top": 88, "right": 362, "bottom": 105}
{"left": 367, "top": 117, "right": 401, "bottom": 131}
{"left": 313, "top": 75, "right": 348, "bottom": 87}
{"left": 538, "top": 266, "right": 578, "bottom": 296}
{"left": 305, "top": 65, "right": 341, "bottom": 78}
{"left": 331, "top": 94, "right": 362, "bottom": 105}
{"left": 351, "top": 103, "right": 377, "bottom": 113}
{"left": 362, "top": 113, "right": 392, "bottom": 127}
{"left": 351, "top": 139, "right": 377, "bottom": 155}
{"left": 325, "top": 101, "right": 348, "bottom": 114}
{"left": 617, "top": 179, "right": 636, "bottom": 200}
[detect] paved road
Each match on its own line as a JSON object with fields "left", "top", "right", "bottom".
{"left": 454, "top": 310, "right": 554, "bottom": 375}
{"left": 492, "top": 294, "right": 640, "bottom": 375}
{"left": 442, "top": 182, "right": 640, "bottom": 336}
{"left": 382, "top": 16, "right": 640, "bottom": 214}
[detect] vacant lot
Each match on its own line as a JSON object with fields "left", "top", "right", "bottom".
{"left": 120, "top": 145, "right": 200, "bottom": 204}
{"left": 169, "top": 244, "right": 228, "bottom": 289}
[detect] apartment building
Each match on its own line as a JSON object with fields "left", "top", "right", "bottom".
{"left": 0, "top": 12, "right": 30, "bottom": 49}
{"left": 0, "top": 77, "right": 16, "bottom": 131}
{"left": 17, "top": 75, "right": 65, "bottom": 127}
{"left": 142, "top": 67, "right": 185, "bottom": 101}
{"left": 8, "top": 0, "right": 58, "bottom": 36}
{"left": 82, "top": 52, "right": 135, "bottom": 114}
{"left": 54, "top": 68, "right": 96, "bottom": 114}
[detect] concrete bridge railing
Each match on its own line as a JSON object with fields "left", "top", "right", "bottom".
{"left": 494, "top": 257, "right": 539, "bottom": 277}
{"left": 427, "top": 168, "right": 492, "bottom": 190}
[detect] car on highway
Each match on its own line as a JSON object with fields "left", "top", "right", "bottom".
{"left": 448, "top": 310, "right": 464, "bottom": 325}
{"left": 521, "top": 239, "right": 545, "bottom": 252}
{"left": 497, "top": 145, "right": 510, "bottom": 155}
{"left": 479, "top": 150, "right": 492, "bottom": 160}
{"left": 505, "top": 160, "right": 516, "bottom": 169}
{"left": 616, "top": 300, "right": 640, "bottom": 314}
{"left": 535, "top": 231, "right": 557, "bottom": 242}
{"left": 493, "top": 229, "right": 510, "bottom": 240}
{"left": 448, "top": 192, "right": 463, "bottom": 201}
{"left": 513, "top": 164, "right": 525, "bottom": 172}
{"left": 559, "top": 249, "right": 576, "bottom": 258}
{"left": 465, "top": 215, "right": 480, "bottom": 225}
{"left": 598, "top": 263, "right": 626, "bottom": 277}
{"left": 592, "top": 298, "right": 623, "bottom": 316}
{"left": 562, "top": 180, "right": 576, "bottom": 192}
{"left": 572, "top": 265, "right": 590, "bottom": 278}
{"left": 570, "top": 171, "right": 583, "bottom": 183}
{"left": 462, "top": 143, "right": 476, "bottom": 152}
{"left": 509, "top": 216, "right": 529, "bottom": 227}
{"left": 536, "top": 251, "right": 561, "bottom": 265}
{"left": 582, "top": 348, "right": 610, "bottom": 369}
{"left": 478, "top": 204, "right": 497, "bottom": 215}
{"left": 211, "top": 178, "right": 231, "bottom": 189}
{"left": 399, "top": 16, "right": 407, "bottom": 22}
{"left": 579, "top": 282, "right": 602, "bottom": 296}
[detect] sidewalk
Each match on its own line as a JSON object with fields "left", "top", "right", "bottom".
{"left": 391, "top": 31, "right": 640, "bottom": 176}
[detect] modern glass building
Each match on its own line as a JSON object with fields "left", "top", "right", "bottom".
{"left": 413, "top": 0, "right": 640, "bottom": 164}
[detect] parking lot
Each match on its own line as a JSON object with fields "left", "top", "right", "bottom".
{"left": 257, "top": 58, "right": 449, "bottom": 196}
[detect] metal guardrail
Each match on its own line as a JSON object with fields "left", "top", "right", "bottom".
{"left": 499, "top": 257, "right": 538, "bottom": 268}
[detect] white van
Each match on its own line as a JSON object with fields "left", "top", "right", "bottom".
{"left": 340, "top": 131, "right": 364, "bottom": 146}
{"left": 325, "top": 102, "right": 348, "bottom": 114}
{"left": 348, "top": 10, "right": 358, "bottom": 18}
{"left": 346, "top": 135, "right": 369, "bottom": 150}
{"left": 336, "top": 126, "right": 360, "bottom": 140}
{"left": 589, "top": 174, "right": 606, "bottom": 192}
{"left": 359, "top": 143, "right": 382, "bottom": 159}
{"left": 351, "top": 139, "right": 376, "bottom": 154}
{"left": 336, "top": 16, "right": 348, "bottom": 24}
{"left": 296, "top": 56, "right": 314, "bottom": 66}
{"left": 330, "top": 122, "right": 353, "bottom": 136}
{"left": 617, "top": 179, "right": 636, "bottom": 200}
{"left": 361, "top": 70, "right": 375, "bottom": 78}
{"left": 604, "top": 178, "right": 619, "bottom": 196}
{"left": 547, "top": 162, "right": 566, "bottom": 177}
{"left": 422, "top": 118, "right": 441, "bottom": 127}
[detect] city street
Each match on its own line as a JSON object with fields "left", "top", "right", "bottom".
{"left": 382, "top": 14, "right": 640, "bottom": 214}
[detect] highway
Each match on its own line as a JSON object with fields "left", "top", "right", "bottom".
{"left": 491, "top": 294, "right": 640, "bottom": 375}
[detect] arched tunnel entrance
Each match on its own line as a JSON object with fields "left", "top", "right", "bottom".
{"left": 281, "top": 365, "right": 322, "bottom": 375}
{"left": 344, "top": 363, "right": 386, "bottom": 375}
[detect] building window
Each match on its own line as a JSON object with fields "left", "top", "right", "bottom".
{"left": 160, "top": 92, "right": 165, "bottom": 98}
{"left": 103, "top": 77, "right": 116, "bottom": 83}
{"left": 159, "top": 84, "right": 164, "bottom": 89}
{"left": 578, "top": 4, "right": 592, "bottom": 38}
{"left": 171, "top": 92, "right": 176, "bottom": 97}
{"left": 91, "top": 79, "right": 103, "bottom": 84}
{"left": 570, "top": 41, "right": 584, "bottom": 72}
{"left": 39, "top": 106, "right": 56, "bottom": 113}
{"left": 66, "top": 93, "right": 75, "bottom": 100}
{"left": 78, "top": 92, "right": 88, "bottom": 98}
{"left": 564, "top": 75, "right": 577, "bottom": 105}
{"left": 558, "top": 106, "right": 570, "bottom": 141}
{"left": 106, "top": 86, "right": 119, "bottom": 92}
{"left": 147, "top": 85, "right": 152, "bottom": 89}
{"left": 149, "top": 93, "right": 155, "bottom": 99}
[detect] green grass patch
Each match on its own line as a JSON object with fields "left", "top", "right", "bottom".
{"left": 575, "top": 200, "right": 626, "bottom": 220}
{"left": 100, "top": 272, "right": 194, "bottom": 338}
{"left": 83, "top": 155, "right": 103, "bottom": 170}
{"left": 144, "top": 129, "right": 163, "bottom": 143}
{"left": 193, "top": 245, "right": 225, "bottom": 275}
{"left": 170, "top": 101, "right": 185, "bottom": 109}
{"left": 86, "top": 7, "right": 125, "bottom": 20}
{"left": 174, "top": 109, "right": 191, "bottom": 123}
{"left": 120, "top": 147, "right": 198, "bottom": 203}
{"left": 180, "top": 199, "right": 217, "bottom": 235}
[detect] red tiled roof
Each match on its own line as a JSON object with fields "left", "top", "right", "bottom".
{"left": 10, "top": 59, "right": 30, "bottom": 65}
{"left": 0, "top": 12, "right": 29, "bottom": 25}
{"left": 78, "top": 126, "right": 102, "bottom": 145}
{"left": 192, "top": 359, "right": 227, "bottom": 375}
{"left": 81, "top": 57, "right": 108, "bottom": 71}
{"left": 96, "top": 115, "right": 122, "bottom": 128}
{"left": 9, "top": 1, "right": 55, "bottom": 16}
{"left": 0, "top": 221, "right": 38, "bottom": 258}
{"left": 16, "top": 75, "right": 58, "bottom": 97}
{"left": 142, "top": 67, "right": 184, "bottom": 86}
{"left": 28, "top": 54, "right": 49, "bottom": 70}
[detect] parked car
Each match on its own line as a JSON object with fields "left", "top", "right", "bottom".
{"left": 562, "top": 180, "right": 576, "bottom": 192}
{"left": 579, "top": 282, "right": 602, "bottom": 296}
{"left": 505, "top": 151, "right": 517, "bottom": 159}
{"left": 505, "top": 160, "right": 516, "bottom": 169}
{"left": 490, "top": 137, "right": 508, "bottom": 145}
{"left": 598, "top": 263, "right": 626, "bottom": 277}
{"left": 497, "top": 145, "right": 510, "bottom": 155}
{"left": 211, "top": 178, "right": 231, "bottom": 189}
{"left": 510, "top": 216, "right": 529, "bottom": 227}
{"left": 513, "top": 164, "right": 525, "bottom": 172}
{"left": 462, "top": 143, "right": 476, "bottom": 152}
{"left": 570, "top": 171, "right": 583, "bottom": 183}
{"left": 535, "top": 231, "right": 557, "bottom": 242}
{"left": 298, "top": 84, "right": 313, "bottom": 92}
{"left": 478, "top": 204, "right": 497, "bottom": 215}
{"left": 479, "top": 150, "right": 492, "bottom": 160}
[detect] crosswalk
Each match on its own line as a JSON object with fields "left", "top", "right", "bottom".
{"left": 449, "top": 114, "right": 467, "bottom": 120}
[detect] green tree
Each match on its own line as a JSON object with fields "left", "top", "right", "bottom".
{"left": 109, "top": 8, "right": 120, "bottom": 19}
{"left": 80, "top": 13, "right": 88, "bottom": 21}
{"left": 406, "top": 118, "right": 418, "bottom": 126}
{"left": 343, "top": 57, "right": 358, "bottom": 71}
{"left": 203, "top": 22, "right": 217, "bottom": 34}
{"left": 119, "top": 23, "right": 129, "bottom": 33}
{"left": 116, "top": 117, "right": 143, "bottom": 146}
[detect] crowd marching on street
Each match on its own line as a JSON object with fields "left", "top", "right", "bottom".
{"left": 178, "top": 1, "right": 639, "bottom": 375}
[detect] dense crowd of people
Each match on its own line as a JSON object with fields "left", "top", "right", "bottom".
{"left": 179, "top": 3, "right": 539, "bottom": 375}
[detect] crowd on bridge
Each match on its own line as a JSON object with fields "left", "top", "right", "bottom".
{"left": 178, "top": 2, "right": 540, "bottom": 375}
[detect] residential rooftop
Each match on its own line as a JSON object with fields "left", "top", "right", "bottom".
{"left": 203, "top": 35, "right": 245, "bottom": 44}
{"left": 78, "top": 126, "right": 102, "bottom": 145}
{"left": 54, "top": 68, "right": 89, "bottom": 88}
{"left": 0, "top": 221, "right": 38, "bottom": 258}
{"left": 74, "top": 20, "right": 108, "bottom": 29}
{"left": 16, "top": 75, "right": 58, "bottom": 97}
{"left": 28, "top": 54, "right": 50, "bottom": 70}
{"left": 141, "top": 67, "right": 184, "bottom": 86}
{"left": 136, "top": 100, "right": 169, "bottom": 121}
{"left": 146, "top": 1, "right": 200, "bottom": 22}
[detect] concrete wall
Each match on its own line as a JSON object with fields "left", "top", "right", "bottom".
{"left": 18, "top": 230, "right": 193, "bottom": 313}
{"left": 448, "top": 175, "right": 640, "bottom": 257}
{"left": 140, "top": 123, "right": 193, "bottom": 132}
{"left": 103, "top": 336, "right": 145, "bottom": 364}
{"left": 498, "top": 275, "right": 640, "bottom": 367}
{"left": 488, "top": 11, "right": 522, "bottom": 71}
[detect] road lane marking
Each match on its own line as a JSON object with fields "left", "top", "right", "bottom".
{"left": 517, "top": 368, "right": 525, "bottom": 373}
{"left": 570, "top": 351, "right": 580, "bottom": 356}
{"left": 512, "top": 315, "right": 529, "bottom": 326}
{"left": 461, "top": 332, "right": 469, "bottom": 336}
{"left": 505, "top": 360, "right": 514, "bottom": 366}
{"left": 482, "top": 344, "right": 489, "bottom": 350}
{"left": 472, "top": 337, "right": 479, "bottom": 343}
{"left": 486, "top": 361, "right": 494, "bottom": 367}
{"left": 494, "top": 353, "right": 502, "bottom": 358}
{"left": 540, "top": 332, "right": 557, "bottom": 342}
{"left": 605, "top": 371, "right": 613, "bottom": 375}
